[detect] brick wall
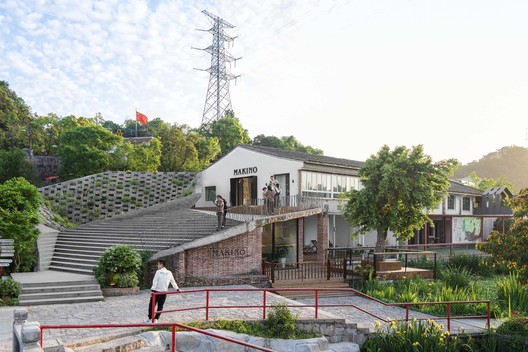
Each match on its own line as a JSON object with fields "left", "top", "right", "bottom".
{"left": 316, "top": 213, "right": 329, "bottom": 261}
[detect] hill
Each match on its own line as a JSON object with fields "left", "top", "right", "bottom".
{"left": 454, "top": 145, "right": 528, "bottom": 192}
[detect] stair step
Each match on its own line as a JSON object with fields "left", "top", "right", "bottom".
{"left": 48, "top": 266, "right": 95, "bottom": 275}
{"left": 21, "top": 279, "right": 100, "bottom": 288}
{"left": 20, "top": 290, "right": 103, "bottom": 300}
{"left": 18, "top": 295, "right": 105, "bottom": 306}
{"left": 50, "top": 260, "right": 96, "bottom": 270}
{"left": 22, "top": 284, "right": 101, "bottom": 294}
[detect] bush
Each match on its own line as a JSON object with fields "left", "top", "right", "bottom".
{"left": 446, "top": 254, "right": 502, "bottom": 278}
{"left": 495, "top": 316, "right": 528, "bottom": 351}
{"left": 94, "top": 245, "right": 141, "bottom": 288}
{"left": 0, "top": 278, "right": 22, "bottom": 297}
{"left": 496, "top": 272, "right": 528, "bottom": 315}
{"left": 363, "top": 319, "right": 472, "bottom": 352}
{"left": 439, "top": 266, "right": 475, "bottom": 289}
{"left": 264, "top": 303, "right": 298, "bottom": 339}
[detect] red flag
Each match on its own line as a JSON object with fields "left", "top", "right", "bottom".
{"left": 136, "top": 111, "right": 148, "bottom": 125}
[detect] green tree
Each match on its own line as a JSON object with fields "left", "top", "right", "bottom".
{"left": 58, "top": 115, "right": 95, "bottom": 131}
{"left": 0, "top": 177, "right": 41, "bottom": 272}
{"left": 58, "top": 126, "right": 121, "bottom": 179}
{"left": 342, "top": 145, "right": 458, "bottom": 251}
{"left": 199, "top": 111, "right": 251, "bottom": 157}
{"left": 470, "top": 171, "right": 515, "bottom": 193}
{"left": 158, "top": 123, "right": 200, "bottom": 171}
{"left": 0, "top": 149, "right": 36, "bottom": 184}
{"left": 127, "top": 137, "right": 162, "bottom": 172}
{"left": 0, "top": 81, "right": 33, "bottom": 149}
{"left": 253, "top": 134, "right": 324, "bottom": 155}
{"left": 185, "top": 128, "right": 221, "bottom": 169}
{"left": 29, "top": 113, "right": 62, "bottom": 155}
{"left": 478, "top": 188, "right": 528, "bottom": 284}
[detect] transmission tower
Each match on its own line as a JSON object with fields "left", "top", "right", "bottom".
{"left": 194, "top": 10, "right": 241, "bottom": 125}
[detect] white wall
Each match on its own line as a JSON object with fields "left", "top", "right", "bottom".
{"left": 195, "top": 147, "right": 304, "bottom": 207}
{"left": 304, "top": 215, "right": 318, "bottom": 245}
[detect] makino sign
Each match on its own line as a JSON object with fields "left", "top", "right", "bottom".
{"left": 233, "top": 167, "right": 257, "bottom": 176}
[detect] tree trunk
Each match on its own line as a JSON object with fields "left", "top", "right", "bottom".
{"left": 375, "top": 228, "right": 388, "bottom": 261}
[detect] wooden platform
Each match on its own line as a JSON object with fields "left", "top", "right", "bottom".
{"left": 271, "top": 277, "right": 351, "bottom": 300}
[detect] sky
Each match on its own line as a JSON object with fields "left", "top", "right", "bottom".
{"left": 1, "top": 0, "right": 528, "bottom": 164}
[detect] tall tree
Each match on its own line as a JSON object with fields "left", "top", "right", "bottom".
{"left": 58, "top": 126, "right": 121, "bottom": 179}
{"left": 0, "top": 149, "right": 37, "bottom": 184}
{"left": 158, "top": 123, "right": 200, "bottom": 171}
{"left": 199, "top": 111, "right": 251, "bottom": 157}
{"left": 253, "top": 134, "right": 324, "bottom": 155}
{"left": 127, "top": 138, "right": 162, "bottom": 172}
{"left": 0, "top": 81, "right": 33, "bottom": 149}
{"left": 478, "top": 188, "right": 528, "bottom": 284}
{"left": 0, "top": 177, "right": 41, "bottom": 272}
{"left": 342, "top": 145, "right": 458, "bottom": 252}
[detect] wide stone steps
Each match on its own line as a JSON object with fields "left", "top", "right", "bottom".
{"left": 15, "top": 274, "right": 104, "bottom": 306}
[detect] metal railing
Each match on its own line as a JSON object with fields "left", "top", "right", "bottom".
{"left": 147, "top": 287, "right": 490, "bottom": 332}
{"left": 262, "top": 260, "right": 344, "bottom": 283}
{"left": 40, "top": 322, "right": 274, "bottom": 352}
{"left": 39, "top": 287, "right": 491, "bottom": 350}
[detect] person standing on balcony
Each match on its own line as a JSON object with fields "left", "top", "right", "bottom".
{"left": 145, "top": 259, "right": 180, "bottom": 323}
{"left": 214, "top": 195, "right": 224, "bottom": 231}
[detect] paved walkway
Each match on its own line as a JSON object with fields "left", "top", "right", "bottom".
{"left": 1, "top": 285, "right": 495, "bottom": 351}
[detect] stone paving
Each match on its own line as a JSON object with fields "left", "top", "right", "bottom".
{"left": 0, "top": 285, "right": 495, "bottom": 351}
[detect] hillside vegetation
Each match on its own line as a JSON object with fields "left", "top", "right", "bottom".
{"left": 454, "top": 146, "right": 528, "bottom": 192}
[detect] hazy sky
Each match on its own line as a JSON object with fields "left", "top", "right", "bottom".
{"left": 1, "top": 0, "right": 527, "bottom": 164}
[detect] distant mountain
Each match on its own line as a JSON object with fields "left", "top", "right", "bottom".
{"left": 454, "top": 146, "right": 528, "bottom": 192}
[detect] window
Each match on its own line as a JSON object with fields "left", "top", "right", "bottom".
{"left": 301, "top": 171, "right": 360, "bottom": 199}
{"left": 447, "top": 195, "right": 455, "bottom": 210}
{"left": 462, "top": 197, "right": 470, "bottom": 211}
{"left": 205, "top": 186, "right": 216, "bottom": 201}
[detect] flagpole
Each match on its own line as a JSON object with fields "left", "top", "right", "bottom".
{"left": 135, "top": 110, "right": 138, "bottom": 137}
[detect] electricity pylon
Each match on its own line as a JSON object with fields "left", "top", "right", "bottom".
{"left": 194, "top": 10, "right": 241, "bottom": 125}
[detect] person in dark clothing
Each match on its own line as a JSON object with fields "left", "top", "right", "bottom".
{"left": 219, "top": 195, "right": 228, "bottom": 228}
{"left": 214, "top": 195, "right": 224, "bottom": 231}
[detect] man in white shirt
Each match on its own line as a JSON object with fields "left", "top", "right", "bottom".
{"left": 145, "top": 259, "right": 180, "bottom": 323}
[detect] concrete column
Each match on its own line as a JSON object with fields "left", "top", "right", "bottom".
{"left": 297, "top": 218, "right": 304, "bottom": 262}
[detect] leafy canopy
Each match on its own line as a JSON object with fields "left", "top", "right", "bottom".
{"left": 342, "top": 145, "right": 458, "bottom": 249}
{"left": 0, "top": 177, "right": 41, "bottom": 272}
{"left": 477, "top": 188, "right": 528, "bottom": 284}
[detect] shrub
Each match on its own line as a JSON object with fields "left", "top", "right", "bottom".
{"left": 0, "top": 278, "right": 22, "bottom": 297}
{"left": 113, "top": 272, "right": 139, "bottom": 288}
{"left": 264, "top": 303, "right": 298, "bottom": 339}
{"left": 446, "top": 254, "right": 501, "bottom": 278}
{"left": 496, "top": 271, "right": 528, "bottom": 315}
{"left": 94, "top": 245, "right": 141, "bottom": 288}
{"left": 495, "top": 316, "right": 528, "bottom": 351}
{"left": 171, "top": 179, "right": 184, "bottom": 186}
{"left": 182, "top": 190, "right": 193, "bottom": 197}
{"left": 439, "top": 266, "right": 475, "bottom": 289}
{"left": 363, "top": 319, "right": 472, "bottom": 352}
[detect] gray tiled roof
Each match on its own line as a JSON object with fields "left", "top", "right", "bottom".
{"left": 238, "top": 144, "right": 364, "bottom": 169}
{"left": 448, "top": 180, "right": 483, "bottom": 196}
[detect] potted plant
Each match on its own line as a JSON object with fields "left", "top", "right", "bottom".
{"left": 94, "top": 244, "right": 142, "bottom": 296}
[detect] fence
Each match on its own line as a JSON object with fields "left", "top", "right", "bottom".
{"left": 38, "top": 287, "right": 491, "bottom": 351}
{"left": 262, "top": 260, "right": 344, "bottom": 283}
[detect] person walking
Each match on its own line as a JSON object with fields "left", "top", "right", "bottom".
{"left": 214, "top": 195, "right": 224, "bottom": 231}
{"left": 145, "top": 259, "right": 180, "bottom": 323}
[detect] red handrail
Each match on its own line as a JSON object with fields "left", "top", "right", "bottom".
{"left": 40, "top": 322, "right": 275, "bottom": 352}
{"left": 150, "top": 287, "right": 491, "bottom": 332}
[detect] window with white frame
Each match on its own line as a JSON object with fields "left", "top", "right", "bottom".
{"left": 447, "top": 195, "right": 455, "bottom": 210}
{"left": 462, "top": 197, "right": 471, "bottom": 211}
{"left": 301, "top": 171, "right": 359, "bottom": 198}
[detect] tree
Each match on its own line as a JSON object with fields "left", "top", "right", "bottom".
{"left": 0, "top": 149, "right": 36, "bottom": 184}
{"left": 253, "top": 134, "right": 324, "bottom": 155}
{"left": 158, "top": 123, "right": 200, "bottom": 171}
{"left": 127, "top": 138, "right": 162, "bottom": 172}
{"left": 0, "top": 81, "right": 33, "bottom": 149}
{"left": 58, "top": 126, "right": 121, "bottom": 179}
{"left": 342, "top": 145, "right": 458, "bottom": 252}
{"left": 0, "top": 177, "right": 41, "bottom": 272}
{"left": 199, "top": 111, "right": 251, "bottom": 157}
{"left": 469, "top": 171, "right": 515, "bottom": 193}
{"left": 478, "top": 188, "right": 528, "bottom": 284}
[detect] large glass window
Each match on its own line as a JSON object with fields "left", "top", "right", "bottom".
{"left": 301, "top": 171, "right": 360, "bottom": 198}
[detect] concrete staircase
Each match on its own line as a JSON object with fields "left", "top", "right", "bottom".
{"left": 272, "top": 278, "right": 351, "bottom": 300}
{"left": 11, "top": 271, "right": 105, "bottom": 306}
{"left": 19, "top": 195, "right": 241, "bottom": 305}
